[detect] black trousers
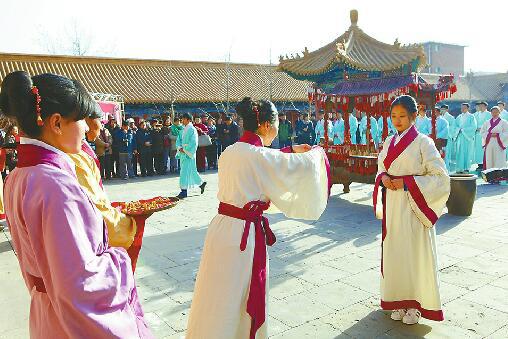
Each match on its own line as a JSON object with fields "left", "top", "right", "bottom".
{"left": 139, "top": 151, "right": 154, "bottom": 176}
{"left": 153, "top": 152, "right": 165, "bottom": 174}
{"left": 206, "top": 144, "right": 218, "bottom": 169}
{"left": 99, "top": 154, "right": 112, "bottom": 179}
{"left": 132, "top": 152, "right": 139, "bottom": 176}
{"left": 111, "top": 149, "right": 120, "bottom": 177}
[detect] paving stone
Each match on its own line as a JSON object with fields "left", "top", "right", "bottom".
{"left": 340, "top": 268, "right": 380, "bottom": 295}
{"left": 490, "top": 275, "right": 508, "bottom": 290}
{"left": 305, "top": 281, "right": 373, "bottom": 312}
{"left": 162, "top": 262, "right": 200, "bottom": 283}
{"left": 289, "top": 263, "right": 350, "bottom": 287}
{"left": 439, "top": 266, "right": 497, "bottom": 291}
{"left": 156, "top": 302, "right": 191, "bottom": 332}
{"left": 383, "top": 321, "right": 481, "bottom": 339}
{"left": 442, "top": 298, "right": 508, "bottom": 337}
{"left": 270, "top": 319, "right": 341, "bottom": 338}
{"left": 486, "top": 324, "right": 508, "bottom": 338}
{"left": 438, "top": 243, "right": 486, "bottom": 260}
{"left": 269, "top": 294, "right": 335, "bottom": 328}
{"left": 267, "top": 315, "right": 291, "bottom": 337}
{"left": 270, "top": 273, "right": 316, "bottom": 300}
{"left": 324, "top": 254, "right": 380, "bottom": 275}
{"left": 439, "top": 281, "right": 470, "bottom": 304}
{"left": 455, "top": 256, "right": 508, "bottom": 277}
{"left": 461, "top": 284, "right": 508, "bottom": 313}
{"left": 0, "top": 327, "right": 30, "bottom": 339}
{"left": 321, "top": 303, "right": 396, "bottom": 338}
{"left": 144, "top": 312, "right": 176, "bottom": 337}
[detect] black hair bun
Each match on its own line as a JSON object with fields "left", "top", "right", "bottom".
{"left": 235, "top": 97, "right": 255, "bottom": 120}
{"left": 235, "top": 97, "right": 278, "bottom": 132}
{"left": 0, "top": 71, "right": 34, "bottom": 119}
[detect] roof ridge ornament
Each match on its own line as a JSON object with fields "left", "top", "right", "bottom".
{"left": 350, "top": 9, "right": 358, "bottom": 26}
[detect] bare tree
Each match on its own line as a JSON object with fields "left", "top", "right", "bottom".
{"left": 202, "top": 53, "right": 233, "bottom": 114}
{"left": 36, "top": 19, "right": 116, "bottom": 57}
{"left": 166, "top": 62, "right": 184, "bottom": 121}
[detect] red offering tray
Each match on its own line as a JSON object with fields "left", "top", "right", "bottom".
{"left": 112, "top": 196, "right": 180, "bottom": 216}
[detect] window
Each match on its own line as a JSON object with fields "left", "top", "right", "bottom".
{"left": 435, "top": 44, "right": 439, "bottom": 52}
{"left": 436, "top": 67, "right": 441, "bottom": 73}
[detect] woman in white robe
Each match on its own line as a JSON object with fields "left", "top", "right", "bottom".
{"left": 481, "top": 106, "right": 508, "bottom": 170}
{"left": 186, "top": 97, "right": 330, "bottom": 339}
{"left": 373, "top": 95, "right": 450, "bottom": 325}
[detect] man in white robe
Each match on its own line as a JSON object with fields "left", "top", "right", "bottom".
{"left": 481, "top": 106, "right": 508, "bottom": 169}
{"left": 498, "top": 101, "right": 508, "bottom": 159}
{"left": 474, "top": 101, "right": 492, "bottom": 170}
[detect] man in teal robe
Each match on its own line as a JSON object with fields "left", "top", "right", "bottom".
{"left": 314, "top": 112, "right": 333, "bottom": 144}
{"left": 454, "top": 103, "right": 477, "bottom": 173}
{"left": 348, "top": 113, "right": 359, "bottom": 144}
{"left": 377, "top": 115, "right": 396, "bottom": 144}
{"left": 441, "top": 104, "right": 456, "bottom": 172}
{"left": 359, "top": 113, "right": 379, "bottom": 145}
{"left": 176, "top": 113, "right": 206, "bottom": 199}
{"left": 332, "top": 113, "right": 345, "bottom": 145}
{"left": 473, "top": 101, "right": 492, "bottom": 169}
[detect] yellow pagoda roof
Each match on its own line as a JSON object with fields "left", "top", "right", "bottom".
{"left": 278, "top": 10, "right": 427, "bottom": 75}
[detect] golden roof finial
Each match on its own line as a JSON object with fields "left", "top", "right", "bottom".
{"left": 350, "top": 9, "right": 358, "bottom": 26}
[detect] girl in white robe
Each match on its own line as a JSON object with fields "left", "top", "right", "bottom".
{"left": 373, "top": 95, "right": 450, "bottom": 325}
{"left": 481, "top": 106, "right": 508, "bottom": 170}
{"left": 186, "top": 97, "right": 330, "bottom": 339}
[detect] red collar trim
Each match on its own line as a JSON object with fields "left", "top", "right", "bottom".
{"left": 239, "top": 131, "right": 263, "bottom": 147}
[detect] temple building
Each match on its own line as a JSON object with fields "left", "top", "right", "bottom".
{"left": 0, "top": 52, "right": 310, "bottom": 119}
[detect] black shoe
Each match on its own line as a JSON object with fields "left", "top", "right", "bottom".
{"left": 177, "top": 190, "right": 187, "bottom": 199}
{"left": 199, "top": 182, "right": 207, "bottom": 194}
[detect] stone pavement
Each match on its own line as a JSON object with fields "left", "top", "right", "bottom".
{"left": 1, "top": 172, "right": 508, "bottom": 338}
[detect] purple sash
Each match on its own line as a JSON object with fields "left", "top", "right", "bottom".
{"left": 483, "top": 118, "right": 506, "bottom": 168}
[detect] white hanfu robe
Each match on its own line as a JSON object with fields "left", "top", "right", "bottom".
{"left": 481, "top": 117, "right": 508, "bottom": 169}
{"left": 4, "top": 138, "right": 152, "bottom": 338}
{"left": 187, "top": 131, "right": 329, "bottom": 339}
{"left": 374, "top": 126, "right": 450, "bottom": 321}
{"left": 474, "top": 110, "right": 492, "bottom": 164}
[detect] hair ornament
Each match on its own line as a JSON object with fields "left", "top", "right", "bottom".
{"left": 31, "top": 86, "right": 43, "bottom": 126}
{"left": 253, "top": 105, "right": 260, "bottom": 127}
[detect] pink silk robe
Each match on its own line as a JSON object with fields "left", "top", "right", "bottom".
{"left": 4, "top": 138, "right": 153, "bottom": 339}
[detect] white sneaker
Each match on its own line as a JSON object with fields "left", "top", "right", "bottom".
{"left": 390, "top": 309, "right": 406, "bottom": 321}
{"left": 402, "top": 308, "right": 421, "bottom": 325}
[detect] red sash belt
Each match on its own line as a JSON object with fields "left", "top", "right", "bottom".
{"left": 218, "top": 201, "right": 276, "bottom": 339}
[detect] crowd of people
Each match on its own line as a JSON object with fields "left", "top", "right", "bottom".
{"left": 67, "top": 112, "right": 243, "bottom": 181}
{"left": 278, "top": 100, "right": 508, "bottom": 173}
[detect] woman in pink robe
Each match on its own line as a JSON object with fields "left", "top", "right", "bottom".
{"left": 0, "top": 71, "right": 152, "bottom": 338}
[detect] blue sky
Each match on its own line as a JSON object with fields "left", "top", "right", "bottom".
{"left": 1, "top": 0, "right": 506, "bottom": 72}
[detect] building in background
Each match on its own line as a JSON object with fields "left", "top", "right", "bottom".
{"left": 422, "top": 42, "right": 465, "bottom": 75}
{"left": 1, "top": 52, "right": 506, "bottom": 120}
{"left": 0, "top": 52, "right": 310, "bottom": 123}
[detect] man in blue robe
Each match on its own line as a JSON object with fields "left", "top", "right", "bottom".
{"left": 176, "top": 113, "right": 206, "bottom": 199}
{"left": 454, "top": 103, "right": 477, "bottom": 173}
